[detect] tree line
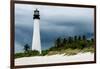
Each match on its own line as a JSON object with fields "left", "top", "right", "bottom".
{"left": 49, "top": 35, "right": 94, "bottom": 51}
{"left": 15, "top": 35, "right": 94, "bottom": 58}
{"left": 23, "top": 35, "right": 94, "bottom": 53}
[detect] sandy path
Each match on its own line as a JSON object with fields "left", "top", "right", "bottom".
{"left": 15, "top": 52, "right": 94, "bottom": 65}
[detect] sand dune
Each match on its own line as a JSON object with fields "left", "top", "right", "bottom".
{"left": 15, "top": 52, "right": 94, "bottom": 65}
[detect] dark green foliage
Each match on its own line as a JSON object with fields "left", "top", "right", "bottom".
{"left": 24, "top": 44, "right": 30, "bottom": 53}
{"left": 40, "top": 50, "right": 49, "bottom": 56}
{"left": 68, "top": 36, "right": 73, "bottom": 43}
{"left": 55, "top": 37, "right": 62, "bottom": 47}
{"left": 78, "top": 41, "right": 86, "bottom": 49}
{"left": 74, "top": 35, "right": 77, "bottom": 41}
{"left": 15, "top": 52, "right": 26, "bottom": 58}
{"left": 78, "top": 36, "right": 81, "bottom": 40}
{"left": 30, "top": 50, "right": 40, "bottom": 56}
{"left": 63, "top": 38, "right": 67, "bottom": 44}
{"left": 82, "top": 35, "right": 86, "bottom": 40}
{"left": 15, "top": 50, "right": 40, "bottom": 58}
{"left": 91, "top": 38, "right": 94, "bottom": 42}
{"left": 53, "top": 35, "right": 94, "bottom": 50}
{"left": 49, "top": 46, "right": 63, "bottom": 51}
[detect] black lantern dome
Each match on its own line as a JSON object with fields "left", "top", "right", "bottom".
{"left": 33, "top": 9, "right": 40, "bottom": 19}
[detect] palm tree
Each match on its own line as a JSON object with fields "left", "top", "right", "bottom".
{"left": 62, "top": 38, "right": 67, "bottom": 47}
{"left": 82, "top": 35, "right": 86, "bottom": 40}
{"left": 68, "top": 36, "right": 73, "bottom": 43}
{"left": 78, "top": 36, "right": 81, "bottom": 40}
{"left": 55, "top": 37, "right": 62, "bottom": 47}
{"left": 24, "top": 44, "right": 30, "bottom": 53}
{"left": 63, "top": 38, "right": 67, "bottom": 44}
{"left": 74, "top": 35, "right": 77, "bottom": 41}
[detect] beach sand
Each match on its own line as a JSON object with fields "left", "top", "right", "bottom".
{"left": 15, "top": 52, "right": 94, "bottom": 66}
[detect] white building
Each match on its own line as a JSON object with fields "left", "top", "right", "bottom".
{"left": 32, "top": 9, "right": 41, "bottom": 54}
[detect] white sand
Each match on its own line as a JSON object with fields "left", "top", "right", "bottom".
{"left": 15, "top": 52, "right": 94, "bottom": 65}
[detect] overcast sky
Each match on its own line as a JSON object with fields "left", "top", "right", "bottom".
{"left": 15, "top": 4, "right": 94, "bottom": 53}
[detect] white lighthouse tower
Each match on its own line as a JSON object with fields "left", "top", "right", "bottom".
{"left": 32, "top": 9, "right": 41, "bottom": 54}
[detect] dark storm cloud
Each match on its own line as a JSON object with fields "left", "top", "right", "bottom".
{"left": 15, "top": 26, "right": 33, "bottom": 44}
{"left": 15, "top": 4, "right": 94, "bottom": 53}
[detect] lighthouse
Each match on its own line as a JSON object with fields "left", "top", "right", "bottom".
{"left": 32, "top": 9, "right": 41, "bottom": 54}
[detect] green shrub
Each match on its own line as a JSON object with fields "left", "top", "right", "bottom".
{"left": 46, "top": 51, "right": 59, "bottom": 56}
{"left": 15, "top": 50, "right": 40, "bottom": 58}
{"left": 81, "top": 47, "right": 94, "bottom": 53}
{"left": 64, "top": 48, "right": 81, "bottom": 55}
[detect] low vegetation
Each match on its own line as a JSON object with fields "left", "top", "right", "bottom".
{"left": 15, "top": 50, "right": 40, "bottom": 58}
{"left": 15, "top": 35, "right": 94, "bottom": 58}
